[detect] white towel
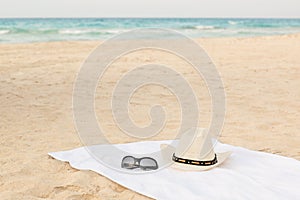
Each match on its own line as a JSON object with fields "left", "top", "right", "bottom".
{"left": 49, "top": 140, "right": 300, "bottom": 200}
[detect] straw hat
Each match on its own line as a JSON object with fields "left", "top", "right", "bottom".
{"left": 160, "top": 128, "right": 231, "bottom": 171}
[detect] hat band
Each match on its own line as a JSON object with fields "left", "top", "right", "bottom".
{"left": 172, "top": 153, "right": 218, "bottom": 166}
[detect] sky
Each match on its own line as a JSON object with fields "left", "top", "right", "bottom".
{"left": 0, "top": 0, "right": 299, "bottom": 18}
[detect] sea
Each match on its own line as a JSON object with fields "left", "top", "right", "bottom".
{"left": 0, "top": 18, "right": 300, "bottom": 43}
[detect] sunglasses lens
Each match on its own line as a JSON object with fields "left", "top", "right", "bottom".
{"left": 140, "top": 158, "right": 158, "bottom": 170}
{"left": 121, "top": 156, "right": 136, "bottom": 169}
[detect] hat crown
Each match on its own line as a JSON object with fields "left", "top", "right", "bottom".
{"left": 175, "top": 128, "right": 215, "bottom": 161}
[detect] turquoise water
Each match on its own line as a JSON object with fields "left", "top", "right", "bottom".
{"left": 0, "top": 18, "right": 300, "bottom": 43}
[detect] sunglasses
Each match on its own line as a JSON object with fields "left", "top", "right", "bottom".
{"left": 121, "top": 156, "right": 159, "bottom": 171}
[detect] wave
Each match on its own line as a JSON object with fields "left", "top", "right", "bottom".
{"left": 0, "top": 30, "right": 10, "bottom": 35}
{"left": 228, "top": 27, "right": 300, "bottom": 36}
{"left": 0, "top": 27, "right": 127, "bottom": 37}
{"left": 180, "top": 25, "right": 216, "bottom": 30}
{"left": 59, "top": 29, "right": 125, "bottom": 35}
{"left": 59, "top": 29, "right": 93, "bottom": 35}
{"left": 228, "top": 21, "right": 238, "bottom": 25}
{"left": 104, "top": 29, "right": 126, "bottom": 34}
{"left": 3, "top": 28, "right": 59, "bottom": 35}
{"left": 195, "top": 25, "right": 216, "bottom": 30}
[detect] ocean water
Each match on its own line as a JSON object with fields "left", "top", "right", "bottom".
{"left": 0, "top": 18, "right": 300, "bottom": 43}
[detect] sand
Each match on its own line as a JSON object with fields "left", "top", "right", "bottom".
{"left": 0, "top": 34, "right": 299, "bottom": 199}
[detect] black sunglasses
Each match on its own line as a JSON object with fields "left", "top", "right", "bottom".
{"left": 121, "top": 156, "right": 159, "bottom": 171}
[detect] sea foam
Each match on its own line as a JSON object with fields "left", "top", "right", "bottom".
{"left": 0, "top": 30, "right": 10, "bottom": 35}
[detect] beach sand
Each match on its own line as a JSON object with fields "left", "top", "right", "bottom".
{"left": 0, "top": 34, "right": 299, "bottom": 199}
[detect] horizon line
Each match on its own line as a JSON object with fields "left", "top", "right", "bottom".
{"left": 0, "top": 16, "right": 300, "bottom": 19}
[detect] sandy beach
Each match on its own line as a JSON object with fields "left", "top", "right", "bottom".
{"left": 0, "top": 34, "right": 300, "bottom": 199}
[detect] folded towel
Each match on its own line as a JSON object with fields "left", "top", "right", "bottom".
{"left": 49, "top": 140, "right": 300, "bottom": 200}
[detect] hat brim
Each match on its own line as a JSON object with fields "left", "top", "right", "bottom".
{"left": 160, "top": 144, "right": 232, "bottom": 171}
